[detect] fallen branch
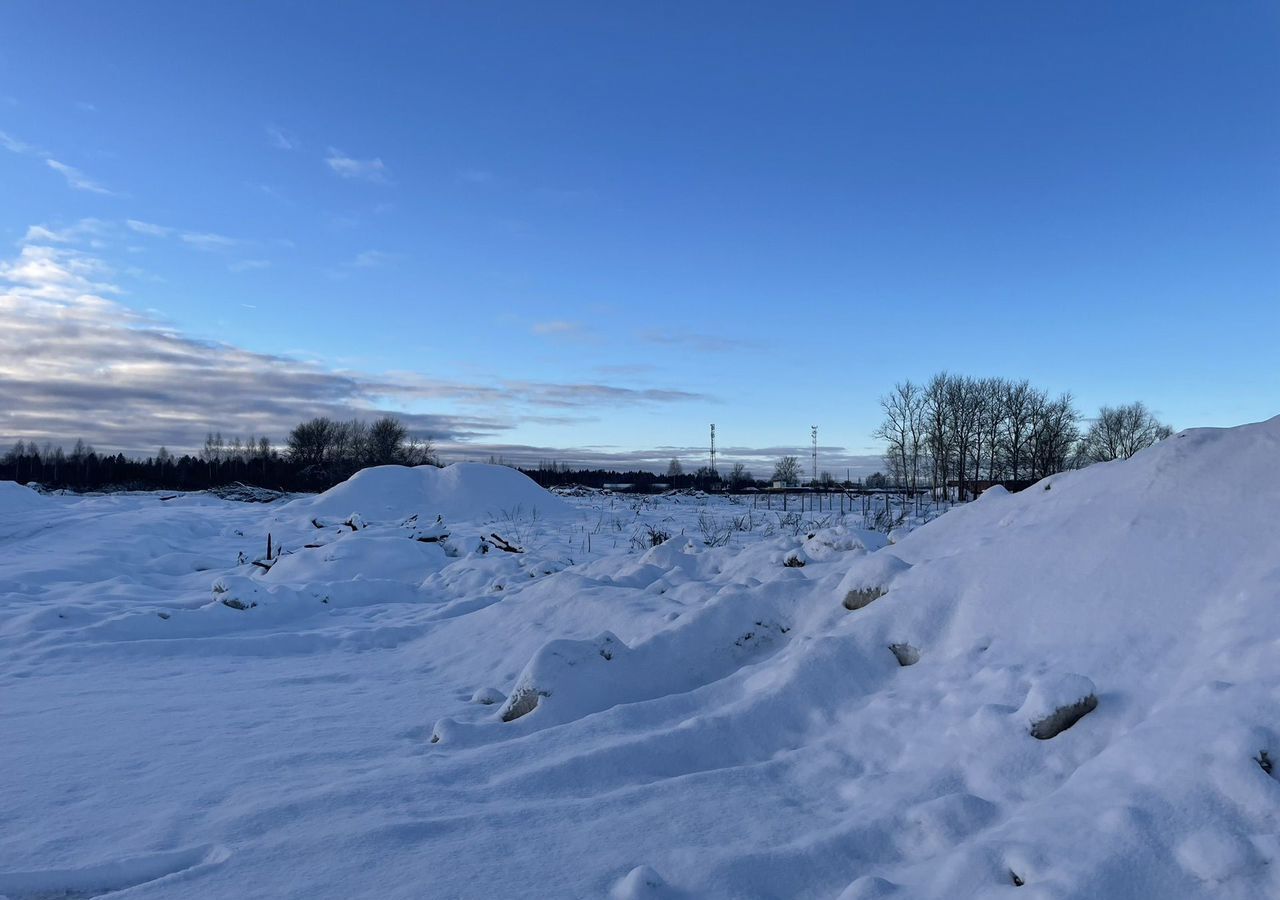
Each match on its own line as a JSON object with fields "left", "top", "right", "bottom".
{"left": 489, "top": 533, "right": 524, "bottom": 553}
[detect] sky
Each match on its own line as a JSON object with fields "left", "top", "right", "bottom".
{"left": 2, "top": 1, "right": 1277, "bottom": 474}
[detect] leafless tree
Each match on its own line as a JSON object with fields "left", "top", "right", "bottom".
{"left": 891, "top": 373, "right": 1088, "bottom": 498}
{"left": 286, "top": 417, "right": 338, "bottom": 469}
{"left": 1029, "top": 391, "right": 1081, "bottom": 477}
{"left": 403, "top": 436, "right": 438, "bottom": 466}
{"left": 772, "top": 456, "right": 801, "bottom": 486}
{"left": 873, "top": 380, "right": 925, "bottom": 490}
{"left": 924, "top": 372, "right": 950, "bottom": 498}
{"left": 367, "top": 416, "right": 409, "bottom": 466}
{"left": 999, "top": 379, "right": 1034, "bottom": 481}
{"left": 944, "top": 376, "right": 983, "bottom": 500}
{"left": 1081, "top": 402, "right": 1172, "bottom": 462}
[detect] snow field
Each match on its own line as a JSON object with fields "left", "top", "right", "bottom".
{"left": 2, "top": 431, "right": 1279, "bottom": 899}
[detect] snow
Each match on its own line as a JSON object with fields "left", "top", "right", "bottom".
{"left": 283, "top": 462, "right": 572, "bottom": 525}
{"left": 3, "top": 420, "right": 1280, "bottom": 898}
{"left": 0, "top": 479, "right": 49, "bottom": 513}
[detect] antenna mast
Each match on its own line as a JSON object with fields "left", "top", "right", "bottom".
{"left": 811, "top": 425, "right": 818, "bottom": 482}
{"left": 709, "top": 424, "right": 717, "bottom": 474}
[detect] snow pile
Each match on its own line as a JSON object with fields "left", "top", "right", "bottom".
{"left": 0, "top": 480, "right": 50, "bottom": 513}
{"left": 284, "top": 462, "right": 571, "bottom": 525}
{"left": 838, "top": 550, "right": 911, "bottom": 609}
{"left": 3, "top": 418, "right": 1280, "bottom": 898}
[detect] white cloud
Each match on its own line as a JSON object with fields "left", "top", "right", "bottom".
{"left": 229, "top": 259, "right": 271, "bottom": 273}
{"left": 325, "top": 148, "right": 390, "bottom": 183}
{"left": 266, "top": 125, "right": 298, "bottom": 150}
{"left": 0, "top": 129, "right": 40, "bottom": 155}
{"left": 180, "top": 231, "right": 239, "bottom": 251}
{"left": 0, "top": 242, "right": 122, "bottom": 301}
{"left": 351, "top": 250, "right": 396, "bottom": 268}
{"left": 128, "top": 219, "right": 248, "bottom": 253}
{"left": 126, "top": 219, "right": 174, "bottom": 238}
{"left": 1, "top": 129, "right": 118, "bottom": 196}
{"left": 21, "top": 219, "right": 110, "bottom": 246}
{"left": 46, "top": 159, "right": 115, "bottom": 195}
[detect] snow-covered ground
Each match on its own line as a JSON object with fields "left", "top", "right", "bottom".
{"left": 2, "top": 420, "right": 1279, "bottom": 899}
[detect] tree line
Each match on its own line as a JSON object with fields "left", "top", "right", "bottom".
{"left": 2, "top": 391, "right": 1175, "bottom": 498}
{"left": 873, "top": 373, "right": 1172, "bottom": 499}
{"left": 1, "top": 416, "right": 438, "bottom": 493}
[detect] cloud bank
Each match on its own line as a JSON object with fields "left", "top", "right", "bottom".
{"left": 0, "top": 223, "right": 721, "bottom": 463}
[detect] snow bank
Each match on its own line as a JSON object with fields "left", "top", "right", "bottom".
{"left": 283, "top": 462, "right": 571, "bottom": 525}
{"left": 0, "top": 480, "right": 50, "bottom": 513}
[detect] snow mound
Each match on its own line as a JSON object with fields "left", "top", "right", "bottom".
{"left": 284, "top": 462, "right": 571, "bottom": 525}
{"left": 1019, "top": 673, "right": 1098, "bottom": 739}
{"left": 838, "top": 552, "right": 911, "bottom": 609}
{"left": 611, "top": 865, "right": 679, "bottom": 899}
{"left": 820, "top": 417, "right": 1280, "bottom": 894}
{"left": 0, "top": 480, "right": 50, "bottom": 513}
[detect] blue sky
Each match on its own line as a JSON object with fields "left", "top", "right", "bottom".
{"left": 2, "top": 2, "right": 1277, "bottom": 471}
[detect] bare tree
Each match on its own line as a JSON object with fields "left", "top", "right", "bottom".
{"left": 999, "top": 379, "right": 1034, "bottom": 481}
{"left": 873, "top": 380, "right": 924, "bottom": 490}
{"left": 1081, "top": 402, "right": 1172, "bottom": 462}
{"left": 1029, "top": 392, "right": 1081, "bottom": 477}
{"left": 286, "top": 417, "right": 338, "bottom": 469}
{"left": 666, "top": 458, "right": 684, "bottom": 479}
{"left": 944, "top": 376, "right": 982, "bottom": 500}
{"left": 969, "top": 378, "right": 999, "bottom": 486}
{"left": 923, "top": 372, "right": 950, "bottom": 499}
{"left": 892, "top": 373, "right": 1088, "bottom": 497}
{"left": 404, "top": 436, "right": 438, "bottom": 466}
{"left": 367, "top": 416, "right": 410, "bottom": 466}
{"left": 772, "top": 456, "right": 800, "bottom": 486}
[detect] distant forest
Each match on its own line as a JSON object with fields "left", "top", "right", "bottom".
{"left": 0, "top": 415, "right": 767, "bottom": 495}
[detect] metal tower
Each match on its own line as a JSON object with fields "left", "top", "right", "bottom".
{"left": 811, "top": 425, "right": 818, "bottom": 482}
{"left": 709, "top": 424, "right": 717, "bottom": 474}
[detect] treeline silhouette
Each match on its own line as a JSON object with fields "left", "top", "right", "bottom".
{"left": 874, "top": 374, "right": 1173, "bottom": 499}
{"left": 518, "top": 462, "right": 737, "bottom": 492}
{"left": 0, "top": 416, "right": 439, "bottom": 493}
{"left": 1, "top": 417, "right": 775, "bottom": 495}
